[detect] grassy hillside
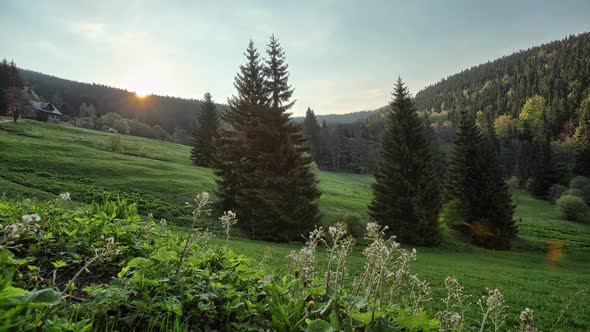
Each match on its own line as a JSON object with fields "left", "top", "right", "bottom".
{"left": 0, "top": 119, "right": 371, "bottom": 225}
{"left": 1, "top": 119, "right": 589, "bottom": 329}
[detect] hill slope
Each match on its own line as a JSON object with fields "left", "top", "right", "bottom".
{"left": 0, "top": 119, "right": 371, "bottom": 225}
{"left": 414, "top": 32, "right": 590, "bottom": 122}
{"left": 1, "top": 119, "right": 589, "bottom": 329}
{"left": 20, "top": 69, "right": 229, "bottom": 134}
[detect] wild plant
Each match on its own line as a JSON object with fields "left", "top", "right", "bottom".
{"left": 477, "top": 288, "right": 507, "bottom": 332}
{"left": 520, "top": 307, "right": 537, "bottom": 332}
{"left": 436, "top": 276, "right": 470, "bottom": 331}
{"left": 407, "top": 274, "right": 431, "bottom": 314}
{"left": 258, "top": 246, "right": 273, "bottom": 268}
{"left": 219, "top": 210, "right": 237, "bottom": 248}
{"left": 62, "top": 236, "right": 120, "bottom": 294}
{"left": 176, "top": 192, "right": 211, "bottom": 275}
{"left": 57, "top": 192, "right": 71, "bottom": 204}
{"left": 287, "top": 226, "right": 325, "bottom": 284}
{"left": 324, "top": 222, "right": 355, "bottom": 301}
{"left": 0, "top": 213, "right": 41, "bottom": 249}
{"left": 353, "top": 222, "right": 404, "bottom": 320}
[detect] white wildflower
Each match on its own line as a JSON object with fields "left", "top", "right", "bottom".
{"left": 58, "top": 192, "right": 71, "bottom": 203}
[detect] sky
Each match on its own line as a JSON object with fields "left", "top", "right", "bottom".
{"left": 1, "top": 0, "right": 590, "bottom": 116}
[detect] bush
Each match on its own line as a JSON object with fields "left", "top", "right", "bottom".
{"left": 342, "top": 213, "right": 367, "bottom": 240}
{"left": 506, "top": 176, "right": 520, "bottom": 190}
{"left": 561, "top": 188, "right": 584, "bottom": 199}
{"left": 439, "top": 199, "right": 467, "bottom": 230}
{"left": 569, "top": 176, "right": 590, "bottom": 203}
{"left": 556, "top": 195, "right": 589, "bottom": 222}
{"left": 108, "top": 134, "right": 123, "bottom": 152}
{"left": 548, "top": 184, "right": 567, "bottom": 202}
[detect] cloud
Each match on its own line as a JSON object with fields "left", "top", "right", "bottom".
{"left": 36, "top": 41, "right": 71, "bottom": 59}
{"left": 73, "top": 21, "right": 105, "bottom": 39}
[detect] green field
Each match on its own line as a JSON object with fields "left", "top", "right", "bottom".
{"left": 1, "top": 120, "right": 589, "bottom": 330}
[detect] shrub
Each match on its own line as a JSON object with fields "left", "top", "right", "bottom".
{"left": 569, "top": 176, "right": 590, "bottom": 203}
{"left": 342, "top": 213, "right": 367, "bottom": 240}
{"left": 556, "top": 195, "right": 589, "bottom": 222}
{"left": 561, "top": 188, "right": 584, "bottom": 199}
{"left": 439, "top": 199, "right": 467, "bottom": 230}
{"left": 548, "top": 184, "right": 567, "bottom": 202}
{"left": 506, "top": 176, "right": 520, "bottom": 190}
{"left": 108, "top": 134, "right": 122, "bottom": 152}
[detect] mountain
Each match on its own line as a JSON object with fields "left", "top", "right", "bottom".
{"left": 292, "top": 109, "right": 382, "bottom": 126}
{"left": 413, "top": 32, "right": 590, "bottom": 133}
{"left": 20, "top": 69, "right": 228, "bottom": 134}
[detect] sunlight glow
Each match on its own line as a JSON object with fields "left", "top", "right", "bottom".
{"left": 120, "top": 61, "right": 172, "bottom": 99}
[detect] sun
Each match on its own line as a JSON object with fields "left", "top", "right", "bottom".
{"left": 121, "top": 64, "right": 170, "bottom": 99}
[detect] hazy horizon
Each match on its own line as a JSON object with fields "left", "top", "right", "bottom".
{"left": 2, "top": 0, "right": 590, "bottom": 116}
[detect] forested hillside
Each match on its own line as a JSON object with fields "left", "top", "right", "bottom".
{"left": 414, "top": 32, "right": 590, "bottom": 132}
{"left": 13, "top": 32, "right": 590, "bottom": 174}
{"left": 20, "top": 70, "right": 227, "bottom": 134}
{"left": 302, "top": 32, "right": 590, "bottom": 173}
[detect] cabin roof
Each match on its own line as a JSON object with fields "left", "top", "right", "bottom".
{"left": 31, "top": 101, "right": 63, "bottom": 116}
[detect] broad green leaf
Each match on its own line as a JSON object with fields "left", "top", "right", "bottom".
{"left": 151, "top": 248, "right": 177, "bottom": 263}
{"left": 306, "top": 319, "right": 333, "bottom": 332}
{"left": 0, "top": 286, "right": 28, "bottom": 300}
{"left": 11, "top": 288, "right": 61, "bottom": 305}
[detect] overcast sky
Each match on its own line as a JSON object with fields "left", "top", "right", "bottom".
{"left": 2, "top": 0, "right": 590, "bottom": 116}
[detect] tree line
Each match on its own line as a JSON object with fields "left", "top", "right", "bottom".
{"left": 18, "top": 69, "right": 228, "bottom": 134}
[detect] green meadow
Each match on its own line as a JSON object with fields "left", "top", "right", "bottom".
{"left": 1, "top": 119, "right": 589, "bottom": 329}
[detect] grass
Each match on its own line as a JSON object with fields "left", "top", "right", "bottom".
{"left": 1, "top": 119, "right": 589, "bottom": 330}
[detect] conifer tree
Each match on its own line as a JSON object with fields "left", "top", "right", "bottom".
{"left": 369, "top": 78, "right": 441, "bottom": 246}
{"left": 264, "top": 34, "right": 294, "bottom": 113}
{"left": 529, "top": 110, "right": 555, "bottom": 197}
{"left": 191, "top": 92, "right": 220, "bottom": 167}
{"left": 215, "top": 37, "right": 320, "bottom": 241}
{"left": 303, "top": 107, "right": 321, "bottom": 163}
{"left": 574, "top": 95, "right": 590, "bottom": 177}
{"left": 215, "top": 40, "right": 266, "bottom": 214}
{"left": 446, "top": 107, "right": 516, "bottom": 249}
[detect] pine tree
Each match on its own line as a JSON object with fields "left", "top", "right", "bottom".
{"left": 303, "top": 107, "right": 321, "bottom": 163}
{"left": 215, "top": 37, "right": 320, "bottom": 241}
{"left": 369, "top": 78, "right": 441, "bottom": 246}
{"left": 574, "top": 95, "right": 590, "bottom": 177}
{"left": 529, "top": 110, "right": 555, "bottom": 198}
{"left": 215, "top": 40, "right": 266, "bottom": 215}
{"left": 190, "top": 92, "right": 220, "bottom": 167}
{"left": 446, "top": 107, "right": 516, "bottom": 249}
{"left": 264, "top": 34, "right": 294, "bottom": 113}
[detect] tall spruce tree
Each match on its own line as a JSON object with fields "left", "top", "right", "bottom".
{"left": 303, "top": 107, "right": 321, "bottom": 163}
{"left": 446, "top": 107, "right": 516, "bottom": 249}
{"left": 215, "top": 37, "right": 320, "bottom": 241}
{"left": 574, "top": 95, "right": 590, "bottom": 177}
{"left": 191, "top": 92, "right": 220, "bottom": 167}
{"left": 529, "top": 110, "right": 555, "bottom": 197}
{"left": 369, "top": 78, "right": 441, "bottom": 246}
{"left": 215, "top": 40, "right": 266, "bottom": 215}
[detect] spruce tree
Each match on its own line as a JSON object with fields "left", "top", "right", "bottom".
{"left": 529, "top": 110, "right": 555, "bottom": 198}
{"left": 574, "top": 95, "right": 590, "bottom": 177}
{"left": 215, "top": 40, "right": 266, "bottom": 215}
{"left": 215, "top": 37, "right": 320, "bottom": 241}
{"left": 369, "top": 78, "right": 441, "bottom": 246}
{"left": 446, "top": 107, "right": 516, "bottom": 249}
{"left": 303, "top": 107, "right": 321, "bottom": 163}
{"left": 190, "top": 92, "right": 220, "bottom": 167}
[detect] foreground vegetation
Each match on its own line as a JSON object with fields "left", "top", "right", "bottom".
{"left": 1, "top": 120, "right": 589, "bottom": 330}
{"left": 1, "top": 193, "right": 588, "bottom": 331}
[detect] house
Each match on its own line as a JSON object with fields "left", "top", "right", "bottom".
{"left": 31, "top": 101, "right": 62, "bottom": 121}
